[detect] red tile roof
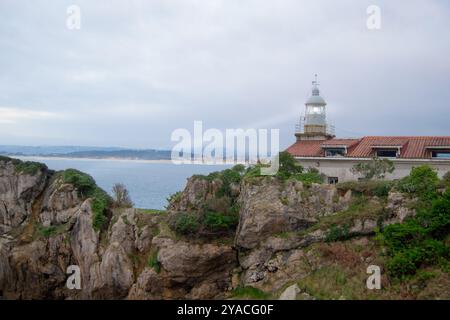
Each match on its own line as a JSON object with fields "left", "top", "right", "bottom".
{"left": 286, "top": 136, "right": 450, "bottom": 159}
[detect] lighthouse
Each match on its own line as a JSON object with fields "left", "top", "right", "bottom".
{"left": 295, "top": 75, "right": 335, "bottom": 141}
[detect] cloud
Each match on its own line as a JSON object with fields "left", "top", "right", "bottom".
{"left": 0, "top": 0, "right": 449, "bottom": 148}
{"left": 0, "top": 107, "right": 64, "bottom": 124}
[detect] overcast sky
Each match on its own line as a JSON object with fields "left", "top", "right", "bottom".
{"left": 0, "top": 0, "right": 449, "bottom": 150}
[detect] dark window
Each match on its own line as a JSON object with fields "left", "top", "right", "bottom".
{"left": 328, "top": 177, "right": 339, "bottom": 184}
{"left": 324, "top": 148, "right": 345, "bottom": 157}
{"left": 432, "top": 151, "right": 450, "bottom": 158}
{"left": 376, "top": 150, "right": 397, "bottom": 158}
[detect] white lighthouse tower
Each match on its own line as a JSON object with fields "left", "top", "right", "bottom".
{"left": 295, "top": 75, "right": 334, "bottom": 141}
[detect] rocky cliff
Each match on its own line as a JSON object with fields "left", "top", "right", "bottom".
{"left": 0, "top": 157, "right": 448, "bottom": 300}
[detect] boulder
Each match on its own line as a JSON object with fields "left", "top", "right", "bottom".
{"left": 279, "top": 284, "right": 300, "bottom": 300}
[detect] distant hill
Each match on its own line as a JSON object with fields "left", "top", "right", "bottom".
{"left": 0, "top": 145, "right": 172, "bottom": 160}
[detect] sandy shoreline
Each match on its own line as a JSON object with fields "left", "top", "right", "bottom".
{"left": 12, "top": 156, "right": 238, "bottom": 166}
{"left": 14, "top": 156, "right": 179, "bottom": 164}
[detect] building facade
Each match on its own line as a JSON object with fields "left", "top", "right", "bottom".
{"left": 286, "top": 77, "right": 450, "bottom": 183}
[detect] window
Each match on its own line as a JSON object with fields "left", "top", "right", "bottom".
{"left": 328, "top": 177, "right": 339, "bottom": 184}
{"left": 376, "top": 150, "right": 397, "bottom": 158}
{"left": 432, "top": 151, "right": 450, "bottom": 158}
{"left": 324, "top": 148, "right": 345, "bottom": 157}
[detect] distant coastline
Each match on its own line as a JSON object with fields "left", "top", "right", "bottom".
{"left": 0, "top": 145, "right": 174, "bottom": 162}
{"left": 0, "top": 145, "right": 259, "bottom": 165}
{"left": 13, "top": 156, "right": 176, "bottom": 164}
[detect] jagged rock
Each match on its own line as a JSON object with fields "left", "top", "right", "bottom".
{"left": 127, "top": 268, "right": 166, "bottom": 299}
{"left": 167, "top": 176, "right": 223, "bottom": 212}
{"left": 385, "top": 192, "right": 416, "bottom": 224}
{"left": 0, "top": 158, "right": 440, "bottom": 300}
{"left": 91, "top": 210, "right": 136, "bottom": 298}
{"left": 0, "top": 160, "right": 48, "bottom": 234}
{"left": 39, "top": 182, "right": 81, "bottom": 226}
{"left": 127, "top": 237, "right": 237, "bottom": 299}
{"left": 235, "top": 178, "right": 350, "bottom": 249}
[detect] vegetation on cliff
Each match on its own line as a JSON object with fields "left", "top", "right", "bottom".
{"left": 1, "top": 155, "right": 449, "bottom": 300}
{"left": 58, "top": 168, "right": 111, "bottom": 231}
{"left": 377, "top": 166, "right": 450, "bottom": 278}
{"left": 0, "top": 155, "right": 47, "bottom": 175}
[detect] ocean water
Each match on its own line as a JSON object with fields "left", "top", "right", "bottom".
{"left": 23, "top": 158, "right": 230, "bottom": 210}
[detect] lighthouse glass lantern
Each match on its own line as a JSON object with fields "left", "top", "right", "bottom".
{"left": 304, "top": 79, "right": 327, "bottom": 135}
{"left": 295, "top": 75, "right": 334, "bottom": 141}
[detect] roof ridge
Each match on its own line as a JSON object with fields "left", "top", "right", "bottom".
{"left": 362, "top": 136, "right": 450, "bottom": 138}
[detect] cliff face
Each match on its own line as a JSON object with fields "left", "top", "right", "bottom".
{"left": 0, "top": 158, "right": 237, "bottom": 299}
{"left": 0, "top": 158, "right": 447, "bottom": 300}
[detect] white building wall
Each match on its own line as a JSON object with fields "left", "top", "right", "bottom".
{"left": 295, "top": 157, "right": 450, "bottom": 182}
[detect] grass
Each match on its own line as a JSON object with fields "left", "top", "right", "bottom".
{"left": 138, "top": 208, "right": 166, "bottom": 215}
{"left": 38, "top": 225, "right": 57, "bottom": 237}
{"left": 302, "top": 196, "right": 386, "bottom": 236}
{"left": 231, "top": 286, "right": 271, "bottom": 300}
{"left": 295, "top": 239, "right": 450, "bottom": 300}
{"left": 337, "top": 180, "right": 394, "bottom": 197}
{"left": 37, "top": 223, "right": 69, "bottom": 238}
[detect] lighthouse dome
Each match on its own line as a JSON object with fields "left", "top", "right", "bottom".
{"left": 306, "top": 94, "right": 326, "bottom": 105}
{"left": 306, "top": 75, "right": 326, "bottom": 105}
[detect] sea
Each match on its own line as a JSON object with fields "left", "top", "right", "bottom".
{"left": 17, "top": 157, "right": 230, "bottom": 210}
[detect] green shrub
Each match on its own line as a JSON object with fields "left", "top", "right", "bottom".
{"left": 60, "top": 169, "right": 110, "bottom": 231}
{"left": 231, "top": 164, "right": 246, "bottom": 174}
{"left": 440, "top": 171, "right": 450, "bottom": 188}
{"left": 276, "top": 151, "right": 304, "bottom": 180}
{"left": 193, "top": 166, "right": 245, "bottom": 198}
{"left": 351, "top": 157, "right": 395, "bottom": 180}
{"left": 166, "top": 191, "right": 182, "bottom": 206}
{"left": 91, "top": 188, "right": 110, "bottom": 231}
{"left": 0, "top": 155, "right": 12, "bottom": 163}
{"left": 372, "top": 181, "right": 394, "bottom": 197}
{"left": 62, "top": 169, "right": 97, "bottom": 197}
{"left": 293, "top": 167, "right": 325, "bottom": 185}
{"left": 241, "top": 152, "right": 304, "bottom": 181}
{"left": 378, "top": 185, "right": 450, "bottom": 278}
{"left": 14, "top": 161, "right": 46, "bottom": 175}
{"left": 325, "top": 224, "right": 351, "bottom": 242}
{"left": 397, "top": 165, "right": 439, "bottom": 200}
{"left": 244, "top": 164, "right": 266, "bottom": 178}
{"left": 216, "top": 168, "right": 242, "bottom": 198}
{"left": 386, "top": 240, "right": 449, "bottom": 278}
{"left": 173, "top": 213, "right": 199, "bottom": 235}
{"left": 203, "top": 211, "right": 239, "bottom": 232}
{"left": 38, "top": 226, "right": 57, "bottom": 237}
{"left": 0, "top": 157, "right": 47, "bottom": 175}
{"left": 148, "top": 251, "right": 161, "bottom": 273}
